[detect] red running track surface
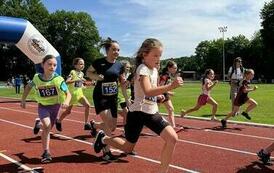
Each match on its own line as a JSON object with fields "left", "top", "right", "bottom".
{"left": 0, "top": 102, "right": 273, "bottom": 173}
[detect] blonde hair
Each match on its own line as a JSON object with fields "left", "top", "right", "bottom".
{"left": 134, "top": 38, "right": 163, "bottom": 71}
{"left": 244, "top": 69, "right": 254, "bottom": 76}
{"left": 72, "top": 57, "right": 84, "bottom": 66}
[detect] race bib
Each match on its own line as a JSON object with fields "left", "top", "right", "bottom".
{"left": 144, "top": 96, "right": 157, "bottom": 105}
{"left": 38, "top": 85, "right": 58, "bottom": 97}
{"left": 102, "top": 82, "right": 118, "bottom": 96}
{"left": 74, "top": 80, "right": 83, "bottom": 88}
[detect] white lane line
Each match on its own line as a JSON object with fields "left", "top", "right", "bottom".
{"left": 205, "top": 129, "right": 274, "bottom": 141}
{"left": 0, "top": 118, "right": 199, "bottom": 173}
{"left": 0, "top": 152, "right": 40, "bottom": 173}
{"left": 178, "top": 139, "right": 256, "bottom": 156}
{"left": 24, "top": 105, "right": 274, "bottom": 141}
{"left": 2, "top": 106, "right": 272, "bottom": 142}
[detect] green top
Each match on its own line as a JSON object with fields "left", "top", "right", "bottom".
{"left": 32, "top": 73, "right": 68, "bottom": 105}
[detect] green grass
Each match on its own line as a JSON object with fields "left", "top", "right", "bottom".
{"left": 1, "top": 82, "right": 274, "bottom": 125}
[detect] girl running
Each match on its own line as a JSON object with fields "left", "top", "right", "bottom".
{"left": 181, "top": 69, "right": 218, "bottom": 121}
{"left": 117, "top": 60, "right": 132, "bottom": 125}
{"left": 86, "top": 37, "right": 128, "bottom": 161}
{"left": 93, "top": 38, "right": 183, "bottom": 173}
{"left": 221, "top": 69, "right": 257, "bottom": 128}
{"left": 56, "top": 57, "right": 91, "bottom": 131}
{"left": 228, "top": 57, "right": 245, "bottom": 111}
{"left": 159, "top": 60, "right": 180, "bottom": 128}
{"left": 21, "top": 55, "right": 71, "bottom": 163}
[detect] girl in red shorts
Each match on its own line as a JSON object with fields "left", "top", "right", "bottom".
{"left": 181, "top": 69, "right": 218, "bottom": 120}
{"left": 221, "top": 69, "right": 257, "bottom": 128}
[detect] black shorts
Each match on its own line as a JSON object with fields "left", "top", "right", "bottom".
{"left": 124, "top": 111, "right": 169, "bottom": 143}
{"left": 234, "top": 96, "right": 249, "bottom": 107}
{"left": 120, "top": 102, "right": 127, "bottom": 109}
{"left": 93, "top": 95, "right": 118, "bottom": 118}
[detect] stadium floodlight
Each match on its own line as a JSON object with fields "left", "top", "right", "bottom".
{"left": 218, "top": 26, "right": 228, "bottom": 81}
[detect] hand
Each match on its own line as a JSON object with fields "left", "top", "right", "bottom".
{"left": 157, "top": 95, "right": 165, "bottom": 103}
{"left": 167, "top": 91, "right": 175, "bottom": 96}
{"left": 171, "top": 77, "right": 184, "bottom": 89}
{"left": 120, "top": 74, "right": 126, "bottom": 84}
{"left": 97, "top": 74, "right": 104, "bottom": 81}
{"left": 20, "top": 101, "right": 26, "bottom": 109}
{"left": 126, "top": 99, "right": 132, "bottom": 107}
{"left": 253, "top": 85, "right": 258, "bottom": 90}
{"left": 214, "top": 80, "right": 218, "bottom": 84}
{"left": 62, "top": 102, "right": 69, "bottom": 109}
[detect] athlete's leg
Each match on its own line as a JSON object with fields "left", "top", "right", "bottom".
{"left": 163, "top": 100, "right": 175, "bottom": 127}
{"left": 58, "top": 105, "right": 73, "bottom": 122}
{"left": 181, "top": 103, "right": 202, "bottom": 117}
{"left": 245, "top": 98, "right": 257, "bottom": 113}
{"left": 207, "top": 97, "right": 218, "bottom": 120}
{"left": 159, "top": 125, "right": 178, "bottom": 173}
{"left": 79, "top": 97, "right": 91, "bottom": 124}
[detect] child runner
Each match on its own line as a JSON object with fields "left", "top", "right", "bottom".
{"left": 228, "top": 57, "right": 245, "bottom": 111}
{"left": 117, "top": 60, "right": 132, "bottom": 125}
{"left": 181, "top": 69, "right": 218, "bottom": 121}
{"left": 257, "top": 142, "right": 274, "bottom": 165}
{"left": 221, "top": 69, "right": 257, "bottom": 128}
{"left": 93, "top": 38, "right": 183, "bottom": 173}
{"left": 86, "top": 37, "right": 128, "bottom": 161}
{"left": 21, "top": 55, "right": 71, "bottom": 163}
{"left": 56, "top": 57, "right": 91, "bottom": 131}
{"left": 159, "top": 60, "right": 181, "bottom": 128}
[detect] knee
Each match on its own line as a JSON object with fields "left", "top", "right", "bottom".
{"left": 42, "top": 124, "right": 51, "bottom": 132}
{"left": 168, "top": 133, "right": 178, "bottom": 146}
{"left": 214, "top": 102, "right": 218, "bottom": 108}
{"left": 167, "top": 106, "right": 174, "bottom": 114}
{"left": 85, "top": 104, "right": 90, "bottom": 109}
{"left": 67, "top": 110, "right": 72, "bottom": 114}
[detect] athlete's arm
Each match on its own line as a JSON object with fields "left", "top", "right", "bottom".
{"left": 21, "top": 82, "right": 33, "bottom": 108}
{"left": 86, "top": 65, "right": 104, "bottom": 81}
{"left": 140, "top": 75, "right": 183, "bottom": 97}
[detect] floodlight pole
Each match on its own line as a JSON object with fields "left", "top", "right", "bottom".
{"left": 218, "top": 26, "right": 227, "bottom": 81}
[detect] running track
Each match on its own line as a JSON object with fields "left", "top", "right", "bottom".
{"left": 0, "top": 100, "right": 273, "bottom": 173}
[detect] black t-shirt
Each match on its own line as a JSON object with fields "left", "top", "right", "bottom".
{"left": 92, "top": 58, "right": 124, "bottom": 96}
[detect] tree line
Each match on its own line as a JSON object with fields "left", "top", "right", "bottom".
{"left": 0, "top": 0, "right": 274, "bottom": 82}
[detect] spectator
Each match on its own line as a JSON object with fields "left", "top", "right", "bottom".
{"left": 15, "top": 75, "right": 22, "bottom": 94}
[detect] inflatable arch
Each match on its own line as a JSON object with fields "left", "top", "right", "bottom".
{"left": 0, "top": 16, "right": 62, "bottom": 75}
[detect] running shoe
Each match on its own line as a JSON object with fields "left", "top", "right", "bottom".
{"left": 94, "top": 130, "right": 106, "bottom": 153}
{"left": 102, "top": 151, "right": 117, "bottom": 161}
{"left": 41, "top": 151, "right": 52, "bottom": 163}
{"left": 221, "top": 119, "right": 227, "bottom": 128}
{"left": 90, "top": 120, "right": 97, "bottom": 137}
{"left": 241, "top": 112, "right": 251, "bottom": 120}
{"left": 84, "top": 123, "right": 92, "bottom": 130}
{"left": 33, "top": 118, "right": 41, "bottom": 135}
{"left": 257, "top": 149, "right": 271, "bottom": 165}
{"left": 55, "top": 120, "right": 62, "bottom": 132}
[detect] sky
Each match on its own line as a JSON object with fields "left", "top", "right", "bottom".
{"left": 42, "top": 0, "right": 271, "bottom": 59}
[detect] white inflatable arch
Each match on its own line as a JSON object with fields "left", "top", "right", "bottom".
{"left": 0, "top": 16, "right": 62, "bottom": 75}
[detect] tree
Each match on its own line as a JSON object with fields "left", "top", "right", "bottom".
{"left": 0, "top": 0, "right": 49, "bottom": 80}
{"left": 225, "top": 35, "right": 250, "bottom": 69}
{"left": 260, "top": 1, "right": 274, "bottom": 80}
{"left": 248, "top": 31, "right": 264, "bottom": 78}
{"left": 47, "top": 10, "right": 101, "bottom": 75}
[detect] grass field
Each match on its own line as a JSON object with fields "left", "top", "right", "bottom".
{"left": 1, "top": 82, "right": 274, "bottom": 125}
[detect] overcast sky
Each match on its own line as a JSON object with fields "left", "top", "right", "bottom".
{"left": 42, "top": 0, "right": 271, "bottom": 59}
